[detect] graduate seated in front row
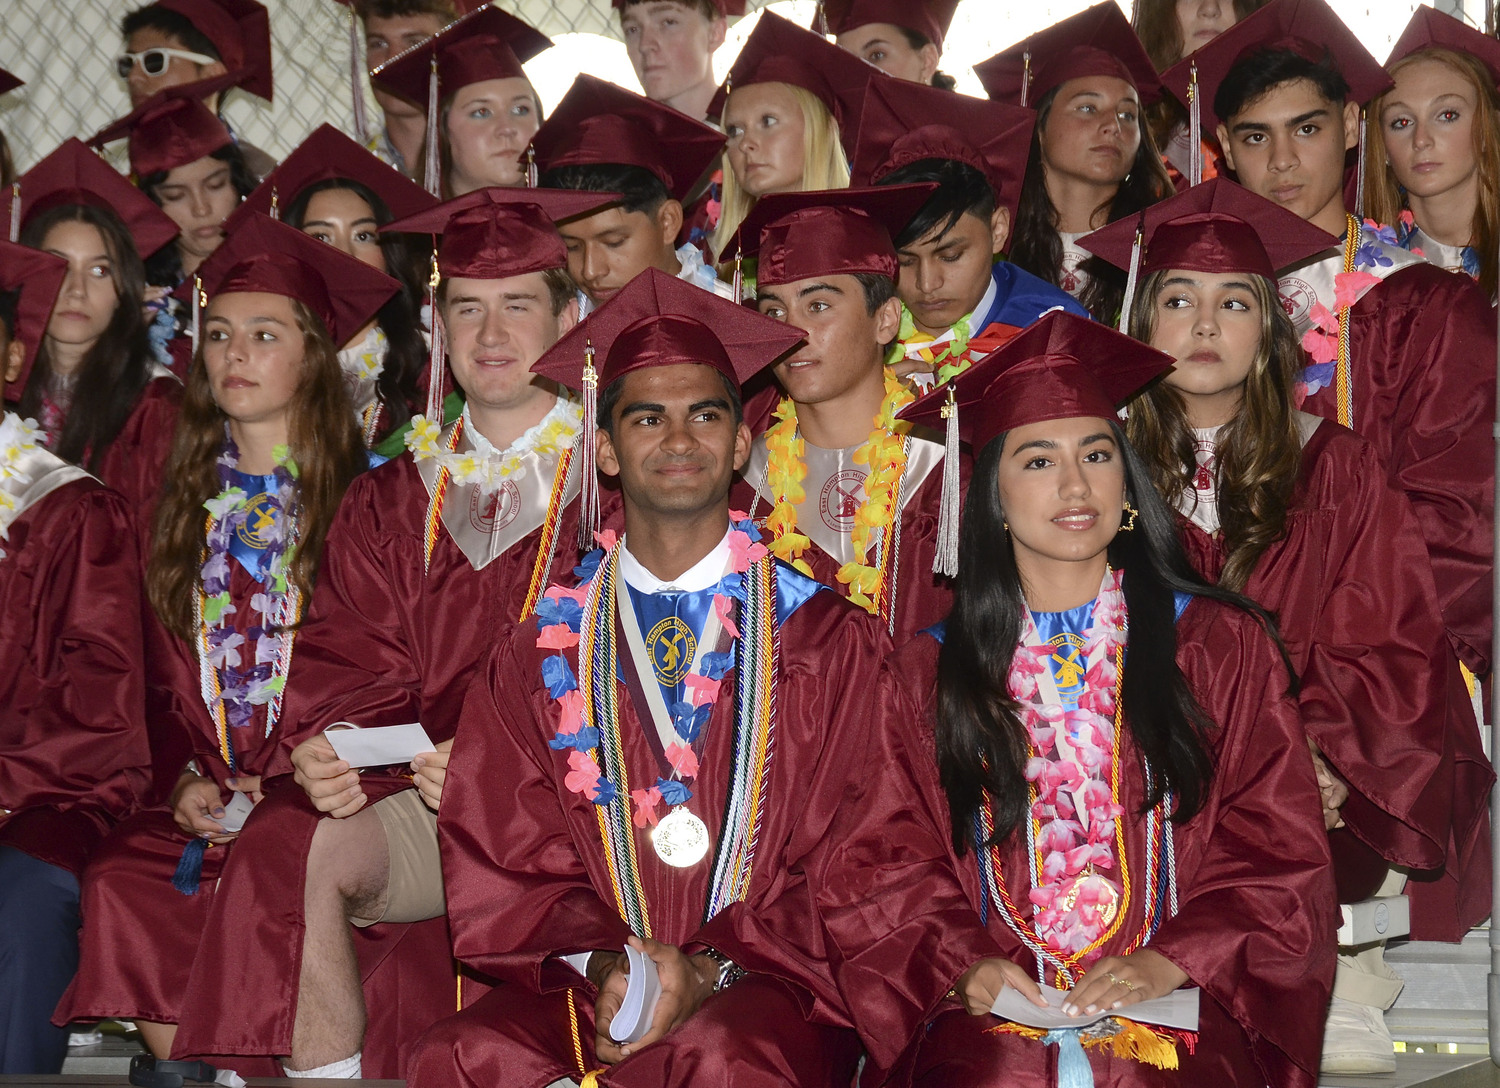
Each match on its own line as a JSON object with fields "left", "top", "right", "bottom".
{"left": 53, "top": 214, "right": 399, "bottom": 1062}
{"left": 0, "top": 242, "right": 150, "bottom": 1075}
{"left": 167, "top": 186, "right": 620, "bottom": 1081}
{"left": 726, "top": 184, "right": 963, "bottom": 642}
{"left": 533, "top": 75, "right": 734, "bottom": 314}
{"left": 848, "top": 76, "right": 1087, "bottom": 387}
{"left": 812, "top": 312, "right": 1337, "bottom": 1087}
{"left": 408, "top": 268, "right": 895, "bottom": 1087}
{"left": 1083, "top": 179, "right": 1495, "bottom": 1075}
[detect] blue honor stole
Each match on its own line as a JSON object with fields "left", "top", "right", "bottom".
{"left": 225, "top": 468, "right": 284, "bottom": 583}
{"left": 1029, "top": 599, "right": 1097, "bottom": 714}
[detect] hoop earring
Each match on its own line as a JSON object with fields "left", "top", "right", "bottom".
{"left": 1119, "top": 502, "right": 1138, "bottom": 532}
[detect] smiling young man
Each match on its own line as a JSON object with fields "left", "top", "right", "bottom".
{"left": 165, "top": 187, "right": 618, "bottom": 1081}
{"left": 351, "top": 0, "right": 457, "bottom": 177}
{"left": 1176, "top": 0, "right": 1497, "bottom": 1074}
{"left": 406, "top": 268, "right": 890, "bottom": 1088}
{"left": 725, "top": 185, "right": 964, "bottom": 641}
{"left": 532, "top": 75, "right": 733, "bottom": 314}
{"left": 850, "top": 77, "right": 1087, "bottom": 389}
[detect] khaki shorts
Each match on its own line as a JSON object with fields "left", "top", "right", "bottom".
{"left": 350, "top": 788, "right": 446, "bottom": 927}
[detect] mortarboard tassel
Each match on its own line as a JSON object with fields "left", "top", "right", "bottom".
{"left": 8, "top": 182, "right": 18, "bottom": 243}
{"left": 269, "top": 185, "right": 279, "bottom": 222}
{"left": 1118, "top": 220, "right": 1144, "bottom": 335}
{"left": 731, "top": 245, "right": 744, "bottom": 305}
{"left": 1187, "top": 62, "right": 1202, "bottom": 188}
{"left": 526, "top": 145, "right": 537, "bottom": 189}
{"left": 933, "top": 385, "right": 960, "bottom": 578}
{"left": 423, "top": 54, "right": 441, "bottom": 197}
{"left": 1354, "top": 110, "right": 1368, "bottom": 221}
{"left": 816, "top": 1, "right": 829, "bottom": 36}
{"left": 425, "top": 252, "right": 444, "bottom": 421}
{"left": 1021, "top": 50, "right": 1032, "bottom": 109}
{"left": 348, "top": 8, "right": 369, "bottom": 145}
{"left": 578, "top": 339, "right": 599, "bottom": 551}
{"left": 190, "top": 273, "right": 204, "bottom": 358}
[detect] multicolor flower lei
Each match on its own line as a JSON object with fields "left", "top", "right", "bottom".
{"left": 762, "top": 372, "right": 912, "bottom": 614}
{"left": 404, "top": 396, "right": 582, "bottom": 493}
{"left": 195, "top": 433, "right": 302, "bottom": 769}
{"left": 0, "top": 413, "right": 44, "bottom": 561}
{"left": 1010, "top": 568, "right": 1129, "bottom": 963}
{"left": 539, "top": 517, "right": 768, "bottom": 827}
{"left": 1297, "top": 215, "right": 1386, "bottom": 424}
{"left": 896, "top": 306, "right": 976, "bottom": 385}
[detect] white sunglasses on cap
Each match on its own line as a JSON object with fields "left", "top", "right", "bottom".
{"left": 116, "top": 47, "right": 218, "bottom": 79}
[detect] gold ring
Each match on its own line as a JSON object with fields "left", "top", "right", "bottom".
{"left": 1106, "top": 972, "right": 1121, "bottom": 985}
{"left": 1121, "top": 978, "right": 1137, "bottom": 991}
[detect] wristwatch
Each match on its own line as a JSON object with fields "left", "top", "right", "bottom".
{"left": 698, "top": 946, "right": 747, "bottom": 992}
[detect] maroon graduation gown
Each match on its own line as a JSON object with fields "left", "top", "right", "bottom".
{"left": 814, "top": 599, "right": 1336, "bottom": 1088}
{"left": 1178, "top": 420, "right": 1492, "bottom": 939}
{"left": 94, "top": 375, "right": 181, "bottom": 529}
{"left": 55, "top": 558, "right": 294, "bottom": 1028}
{"left": 730, "top": 443, "right": 966, "bottom": 643}
{"left": 0, "top": 479, "right": 150, "bottom": 876}
{"left": 1298, "top": 265, "right": 1495, "bottom": 676}
{"left": 407, "top": 581, "right": 892, "bottom": 1088}
{"left": 170, "top": 450, "right": 607, "bottom": 1077}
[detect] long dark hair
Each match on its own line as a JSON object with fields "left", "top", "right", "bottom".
{"left": 141, "top": 142, "right": 261, "bottom": 289}
{"left": 17, "top": 203, "right": 155, "bottom": 471}
{"left": 1009, "top": 85, "right": 1174, "bottom": 323}
{"left": 936, "top": 419, "right": 1286, "bottom": 853}
{"left": 147, "top": 298, "right": 367, "bottom": 641}
{"left": 284, "top": 178, "right": 429, "bottom": 432}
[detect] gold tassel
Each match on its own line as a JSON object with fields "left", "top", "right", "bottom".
{"left": 1108, "top": 1020, "right": 1182, "bottom": 1071}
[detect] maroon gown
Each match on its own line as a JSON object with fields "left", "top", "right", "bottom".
{"left": 0, "top": 478, "right": 150, "bottom": 876}
{"left": 94, "top": 375, "right": 181, "bottom": 528}
{"left": 813, "top": 599, "right": 1336, "bottom": 1088}
{"left": 55, "top": 552, "right": 298, "bottom": 1030}
{"left": 170, "top": 449, "right": 608, "bottom": 1078}
{"left": 1297, "top": 265, "right": 1495, "bottom": 677}
{"left": 1178, "top": 420, "right": 1492, "bottom": 939}
{"left": 406, "top": 575, "right": 892, "bottom": 1087}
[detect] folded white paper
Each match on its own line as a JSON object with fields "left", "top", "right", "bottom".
{"left": 324, "top": 722, "right": 436, "bottom": 768}
{"left": 218, "top": 791, "right": 254, "bottom": 833}
{"left": 990, "top": 984, "right": 1199, "bottom": 1032}
{"left": 609, "top": 944, "right": 663, "bottom": 1044}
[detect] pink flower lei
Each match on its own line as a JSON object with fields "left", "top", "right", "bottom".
{"left": 1009, "top": 566, "right": 1128, "bottom": 959}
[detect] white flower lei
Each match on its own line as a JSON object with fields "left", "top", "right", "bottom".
{"left": 0, "top": 413, "right": 45, "bottom": 561}
{"left": 404, "top": 394, "right": 582, "bottom": 493}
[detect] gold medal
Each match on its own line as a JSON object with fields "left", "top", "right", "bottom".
{"left": 651, "top": 806, "right": 710, "bottom": 868}
{"left": 1061, "top": 876, "right": 1120, "bottom": 927}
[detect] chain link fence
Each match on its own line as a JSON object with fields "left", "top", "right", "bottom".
{"left": 0, "top": 0, "right": 1480, "bottom": 176}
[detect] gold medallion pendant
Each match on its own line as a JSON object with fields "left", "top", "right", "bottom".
{"left": 651, "top": 806, "right": 710, "bottom": 868}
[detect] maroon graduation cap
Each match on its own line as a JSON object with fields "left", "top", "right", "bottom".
{"left": 974, "top": 1, "right": 1165, "bottom": 108}
{"left": 818, "top": 0, "right": 960, "bottom": 50}
{"left": 154, "top": 0, "right": 274, "bottom": 102}
{"left": 611, "top": 0, "right": 746, "bottom": 12}
{"left": 90, "top": 79, "right": 235, "bottom": 179}
{"left": 1387, "top": 7, "right": 1500, "bottom": 89}
{"left": 0, "top": 242, "right": 68, "bottom": 400}
{"left": 370, "top": 3, "right": 551, "bottom": 114}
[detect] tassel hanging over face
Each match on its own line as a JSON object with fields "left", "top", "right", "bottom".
{"left": 1117, "top": 221, "right": 1144, "bottom": 335}
{"left": 578, "top": 340, "right": 600, "bottom": 551}
{"left": 1187, "top": 62, "right": 1202, "bottom": 188}
{"left": 1354, "top": 110, "right": 1368, "bottom": 221}
{"left": 933, "top": 385, "right": 961, "bottom": 578}
{"left": 423, "top": 55, "right": 441, "bottom": 197}
{"left": 190, "top": 274, "right": 204, "bottom": 358}
{"left": 348, "top": 9, "right": 369, "bottom": 144}
{"left": 425, "top": 252, "right": 445, "bottom": 421}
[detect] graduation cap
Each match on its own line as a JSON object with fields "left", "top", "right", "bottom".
{"left": 899, "top": 310, "right": 1174, "bottom": 573}
{"left": 974, "top": 1, "right": 1164, "bottom": 109}
{"left": 708, "top": 10, "right": 882, "bottom": 139}
{"left": 532, "top": 266, "right": 805, "bottom": 545}
{"left": 1, "top": 138, "right": 179, "bottom": 258}
{"left": 153, "top": 0, "right": 274, "bottom": 102}
{"left": 89, "top": 79, "right": 235, "bottom": 180}
{"left": 1078, "top": 176, "right": 1337, "bottom": 287}
{"left": 0, "top": 69, "right": 23, "bottom": 96}
{"left": 371, "top": 4, "right": 551, "bottom": 193}
{"left": 177, "top": 211, "right": 399, "bottom": 350}
{"left": 849, "top": 76, "right": 1035, "bottom": 230}
{"left": 724, "top": 183, "right": 936, "bottom": 286}
{"left": 383, "top": 186, "right": 618, "bottom": 420}
{"left": 611, "top": 0, "right": 746, "bottom": 13}
{"left": 230, "top": 123, "right": 438, "bottom": 226}
{"left": 817, "top": 0, "right": 960, "bottom": 51}
{"left": 1160, "top": 0, "right": 1392, "bottom": 186}
{"left": 530, "top": 75, "right": 725, "bottom": 204}
{"left": 0, "top": 242, "right": 68, "bottom": 401}
{"left": 1387, "top": 7, "right": 1500, "bottom": 89}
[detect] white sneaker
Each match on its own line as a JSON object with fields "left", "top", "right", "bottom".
{"left": 1320, "top": 995, "right": 1397, "bottom": 1075}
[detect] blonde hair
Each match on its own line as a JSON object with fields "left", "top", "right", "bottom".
{"left": 1364, "top": 47, "right": 1500, "bottom": 300}
{"left": 711, "top": 82, "right": 851, "bottom": 262}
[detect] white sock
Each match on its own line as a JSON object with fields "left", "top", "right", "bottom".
{"left": 283, "top": 1051, "right": 362, "bottom": 1079}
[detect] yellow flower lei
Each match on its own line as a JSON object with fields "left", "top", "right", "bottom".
{"left": 762, "top": 371, "right": 914, "bottom": 614}
{"left": 404, "top": 396, "right": 582, "bottom": 490}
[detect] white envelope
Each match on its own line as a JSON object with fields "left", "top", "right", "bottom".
{"left": 217, "top": 791, "right": 255, "bottom": 833}
{"left": 990, "top": 984, "right": 1199, "bottom": 1032}
{"left": 609, "top": 944, "right": 663, "bottom": 1044}
{"left": 324, "top": 722, "right": 436, "bottom": 768}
